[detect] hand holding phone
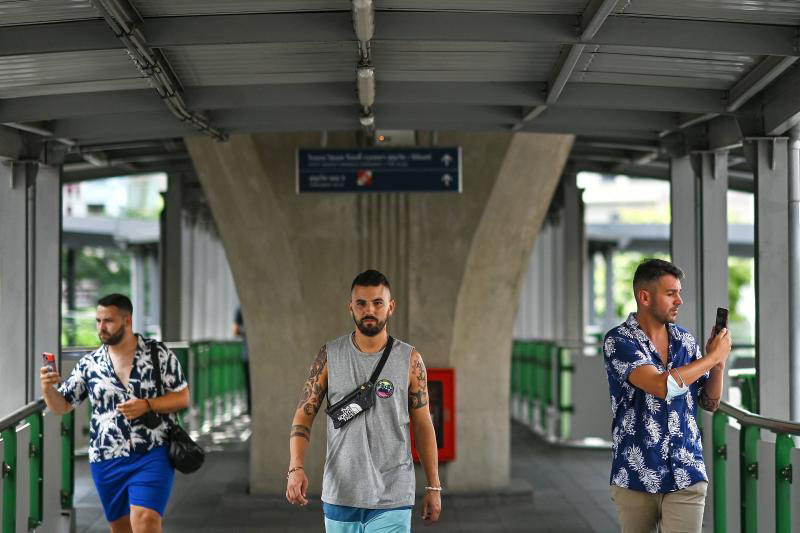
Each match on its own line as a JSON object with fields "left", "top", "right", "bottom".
{"left": 42, "top": 352, "right": 57, "bottom": 372}
{"left": 712, "top": 307, "right": 728, "bottom": 337}
{"left": 39, "top": 352, "right": 61, "bottom": 391}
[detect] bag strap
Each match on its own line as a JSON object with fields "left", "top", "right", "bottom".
{"left": 325, "top": 335, "right": 395, "bottom": 406}
{"left": 147, "top": 339, "right": 165, "bottom": 397}
{"left": 367, "top": 336, "right": 394, "bottom": 386}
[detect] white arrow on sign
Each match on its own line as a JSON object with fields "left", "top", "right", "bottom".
{"left": 441, "top": 153, "right": 453, "bottom": 166}
{"left": 441, "top": 174, "right": 453, "bottom": 187}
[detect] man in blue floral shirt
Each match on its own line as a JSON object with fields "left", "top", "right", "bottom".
{"left": 41, "top": 294, "right": 190, "bottom": 533}
{"left": 603, "top": 259, "right": 731, "bottom": 532}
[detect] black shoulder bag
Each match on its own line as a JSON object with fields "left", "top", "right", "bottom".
{"left": 326, "top": 336, "right": 394, "bottom": 429}
{"left": 147, "top": 340, "right": 206, "bottom": 474}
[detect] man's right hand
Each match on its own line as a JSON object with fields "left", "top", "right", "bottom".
{"left": 40, "top": 366, "right": 61, "bottom": 391}
{"left": 286, "top": 468, "right": 309, "bottom": 506}
{"left": 706, "top": 327, "right": 732, "bottom": 367}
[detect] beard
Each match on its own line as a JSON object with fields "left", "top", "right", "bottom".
{"left": 352, "top": 313, "right": 388, "bottom": 337}
{"left": 653, "top": 307, "right": 679, "bottom": 324}
{"left": 99, "top": 324, "right": 125, "bottom": 346}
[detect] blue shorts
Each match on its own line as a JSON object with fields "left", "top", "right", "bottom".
{"left": 90, "top": 445, "right": 175, "bottom": 522}
{"left": 323, "top": 503, "right": 413, "bottom": 533}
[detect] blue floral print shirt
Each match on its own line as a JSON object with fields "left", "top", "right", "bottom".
{"left": 603, "top": 313, "right": 710, "bottom": 493}
{"left": 58, "top": 335, "right": 188, "bottom": 463}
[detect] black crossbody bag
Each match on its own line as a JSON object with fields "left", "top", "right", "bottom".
{"left": 145, "top": 340, "right": 206, "bottom": 474}
{"left": 326, "top": 336, "right": 394, "bottom": 429}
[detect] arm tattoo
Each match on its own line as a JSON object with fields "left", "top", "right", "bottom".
{"left": 699, "top": 389, "right": 720, "bottom": 412}
{"left": 290, "top": 425, "right": 311, "bottom": 441}
{"left": 409, "top": 353, "right": 429, "bottom": 409}
{"left": 297, "top": 345, "right": 328, "bottom": 416}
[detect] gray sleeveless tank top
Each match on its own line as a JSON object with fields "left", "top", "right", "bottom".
{"left": 321, "top": 333, "right": 415, "bottom": 509}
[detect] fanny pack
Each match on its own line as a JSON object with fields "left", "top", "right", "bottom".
{"left": 326, "top": 336, "right": 394, "bottom": 429}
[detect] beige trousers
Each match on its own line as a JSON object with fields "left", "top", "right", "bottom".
{"left": 610, "top": 482, "right": 708, "bottom": 533}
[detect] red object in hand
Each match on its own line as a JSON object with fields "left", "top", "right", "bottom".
{"left": 42, "top": 352, "right": 57, "bottom": 372}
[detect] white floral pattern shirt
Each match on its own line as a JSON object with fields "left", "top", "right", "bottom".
{"left": 58, "top": 335, "right": 188, "bottom": 463}
{"left": 603, "top": 313, "right": 710, "bottom": 493}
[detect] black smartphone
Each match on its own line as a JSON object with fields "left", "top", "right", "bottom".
{"left": 42, "top": 352, "right": 57, "bottom": 372}
{"left": 713, "top": 307, "right": 728, "bottom": 336}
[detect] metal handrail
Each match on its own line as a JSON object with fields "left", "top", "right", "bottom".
{"left": 0, "top": 399, "right": 45, "bottom": 433}
{"left": 718, "top": 399, "right": 800, "bottom": 435}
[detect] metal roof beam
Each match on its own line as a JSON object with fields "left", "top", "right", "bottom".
{"left": 1, "top": 83, "right": 728, "bottom": 123}
{"left": 542, "top": 0, "right": 617, "bottom": 104}
{"left": 3, "top": 14, "right": 797, "bottom": 56}
{"left": 756, "top": 64, "right": 800, "bottom": 135}
{"left": 727, "top": 56, "right": 798, "bottom": 112}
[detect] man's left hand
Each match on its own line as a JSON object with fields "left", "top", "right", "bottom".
{"left": 421, "top": 491, "right": 441, "bottom": 525}
{"left": 117, "top": 398, "right": 150, "bottom": 420}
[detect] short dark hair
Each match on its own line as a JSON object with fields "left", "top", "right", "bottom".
{"left": 97, "top": 293, "right": 133, "bottom": 314}
{"left": 633, "top": 259, "right": 684, "bottom": 295}
{"left": 351, "top": 270, "right": 391, "bottom": 292}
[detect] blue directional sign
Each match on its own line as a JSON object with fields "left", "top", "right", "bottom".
{"left": 297, "top": 148, "right": 462, "bottom": 193}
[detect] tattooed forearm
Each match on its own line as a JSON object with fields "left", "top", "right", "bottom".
{"left": 699, "top": 389, "right": 720, "bottom": 412}
{"left": 296, "top": 345, "right": 328, "bottom": 416}
{"left": 290, "top": 425, "right": 311, "bottom": 441}
{"left": 409, "top": 353, "right": 429, "bottom": 409}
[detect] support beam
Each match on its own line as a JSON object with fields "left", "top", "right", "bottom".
{"left": 670, "top": 155, "right": 702, "bottom": 340}
{"left": 697, "top": 151, "right": 729, "bottom": 352}
{"left": 727, "top": 56, "right": 798, "bottom": 112}
{"left": 161, "top": 173, "right": 184, "bottom": 341}
{"left": 751, "top": 137, "right": 790, "bottom": 418}
{"left": 789, "top": 127, "right": 800, "bottom": 421}
{"left": 0, "top": 83, "right": 728, "bottom": 124}
{"left": 3, "top": 14, "right": 796, "bottom": 56}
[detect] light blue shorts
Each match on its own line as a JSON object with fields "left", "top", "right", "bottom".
{"left": 323, "top": 503, "right": 412, "bottom": 533}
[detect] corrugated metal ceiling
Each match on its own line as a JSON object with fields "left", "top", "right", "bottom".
{"left": 615, "top": 0, "right": 800, "bottom": 26}
{"left": 133, "top": 0, "right": 587, "bottom": 16}
{"left": 571, "top": 45, "right": 761, "bottom": 90}
{"left": 0, "top": 50, "right": 143, "bottom": 94}
{"left": 0, "top": 0, "right": 98, "bottom": 26}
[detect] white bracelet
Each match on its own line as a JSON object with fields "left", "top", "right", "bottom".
{"left": 424, "top": 486, "right": 443, "bottom": 492}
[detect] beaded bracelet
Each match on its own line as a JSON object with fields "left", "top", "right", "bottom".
{"left": 286, "top": 466, "right": 304, "bottom": 479}
{"left": 425, "top": 486, "right": 443, "bottom": 492}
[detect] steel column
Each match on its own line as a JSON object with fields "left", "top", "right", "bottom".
{"left": 669, "top": 155, "right": 702, "bottom": 340}
{"left": 752, "top": 137, "right": 791, "bottom": 418}
{"left": 789, "top": 126, "right": 800, "bottom": 421}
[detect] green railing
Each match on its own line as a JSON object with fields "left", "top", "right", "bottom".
{"left": 711, "top": 401, "right": 799, "bottom": 533}
{"left": 511, "top": 340, "right": 574, "bottom": 440}
{"left": 187, "top": 340, "right": 246, "bottom": 430}
{"left": 0, "top": 400, "right": 75, "bottom": 533}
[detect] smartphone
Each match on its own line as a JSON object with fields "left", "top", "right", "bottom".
{"left": 42, "top": 352, "right": 57, "bottom": 373}
{"left": 712, "top": 307, "right": 728, "bottom": 336}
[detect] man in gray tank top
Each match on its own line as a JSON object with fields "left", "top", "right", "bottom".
{"left": 286, "top": 270, "right": 442, "bottom": 532}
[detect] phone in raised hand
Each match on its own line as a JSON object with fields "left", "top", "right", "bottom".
{"left": 712, "top": 307, "right": 728, "bottom": 337}
{"left": 42, "top": 352, "right": 57, "bottom": 373}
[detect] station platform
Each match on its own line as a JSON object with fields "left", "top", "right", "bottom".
{"left": 73, "top": 421, "right": 618, "bottom": 533}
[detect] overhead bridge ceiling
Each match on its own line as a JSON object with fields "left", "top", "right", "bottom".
{"left": 2, "top": 0, "right": 800, "bottom": 184}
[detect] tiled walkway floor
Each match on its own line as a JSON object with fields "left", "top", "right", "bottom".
{"left": 75, "top": 421, "right": 620, "bottom": 532}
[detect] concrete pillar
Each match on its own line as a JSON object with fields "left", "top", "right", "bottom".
{"left": 670, "top": 155, "right": 702, "bottom": 340}
{"left": 752, "top": 138, "right": 791, "bottom": 418}
{"left": 161, "top": 173, "right": 184, "bottom": 341}
{"left": 698, "top": 152, "right": 729, "bottom": 345}
{"left": 186, "top": 131, "right": 574, "bottom": 494}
